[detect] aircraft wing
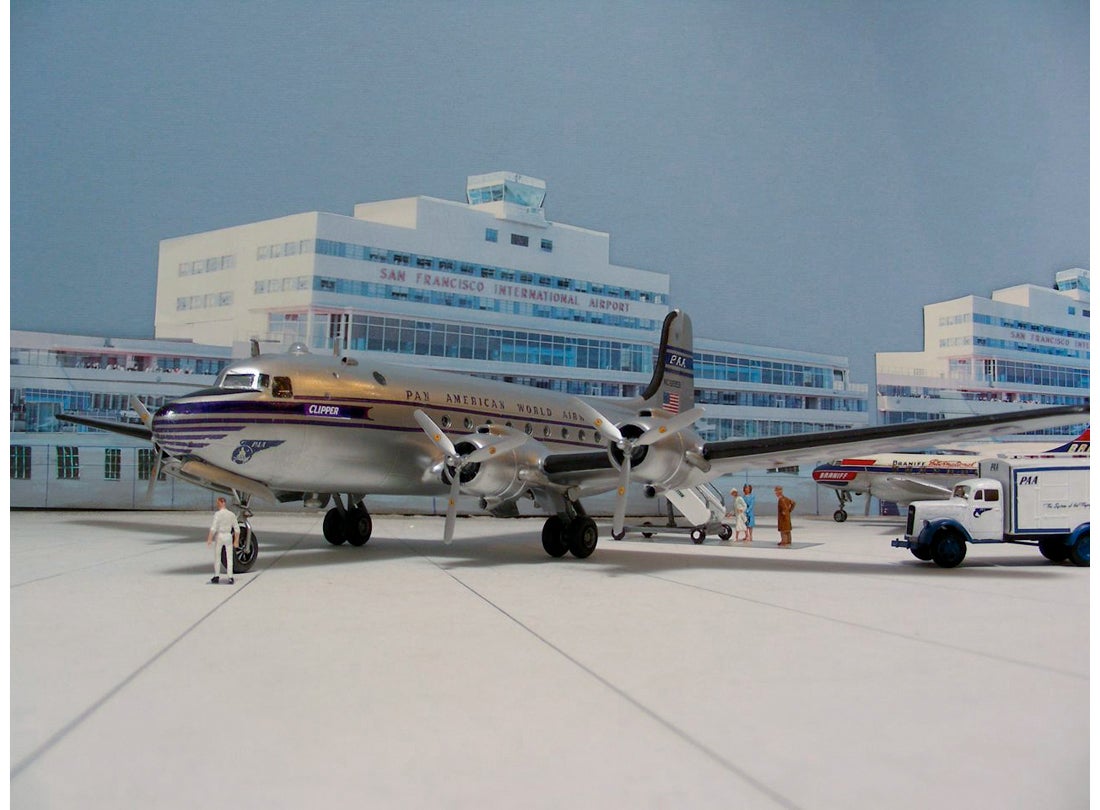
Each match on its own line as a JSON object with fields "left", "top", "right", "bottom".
{"left": 879, "top": 476, "right": 956, "bottom": 499}
{"left": 542, "top": 404, "right": 1088, "bottom": 488}
{"left": 55, "top": 412, "right": 153, "bottom": 441}
{"left": 700, "top": 405, "right": 1088, "bottom": 473}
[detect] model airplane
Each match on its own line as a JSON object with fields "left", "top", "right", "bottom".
{"left": 813, "top": 428, "right": 1090, "bottom": 522}
{"left": 58, "top": 311, "right": 1088, "bottom": 571}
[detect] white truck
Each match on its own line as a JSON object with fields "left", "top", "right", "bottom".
{"left": 891, "top": 457, "right": 1090, "bottom": 568}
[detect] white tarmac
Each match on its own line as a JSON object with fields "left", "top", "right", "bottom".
{"left": 10, "top": 510, "right": 1090, "bottom": 809}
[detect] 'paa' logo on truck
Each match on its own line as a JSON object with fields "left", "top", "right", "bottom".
{"left": 1019, "top": 475, "right": 1039, "bottom": 485}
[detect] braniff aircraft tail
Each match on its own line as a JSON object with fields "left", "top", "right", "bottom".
{"left": 641, "top": 309, "right": 695, "bottom": 415}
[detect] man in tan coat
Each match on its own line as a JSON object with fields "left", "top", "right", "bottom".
{"left": 774, "top": 486, "right": 795, "bottom": 547}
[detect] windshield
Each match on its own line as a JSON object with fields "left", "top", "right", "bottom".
{"left": 952, "top": 484, "right": 971, "bottom": 499}
{"left": 219, "top": 372, "right": 259, "bottom": 390}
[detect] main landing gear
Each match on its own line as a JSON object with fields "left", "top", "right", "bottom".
{"left": 539, "top": 498, "right": 599, "bottom": 559}
{"left": 323, "top": 494, "right": 373, "bottom": 547}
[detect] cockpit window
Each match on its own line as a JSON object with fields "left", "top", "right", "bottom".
{"left": 272, "top": 376, "right": 293, "bottom": 398}
{"left": 220, "top": 372, "right": 259, "bottom": 390}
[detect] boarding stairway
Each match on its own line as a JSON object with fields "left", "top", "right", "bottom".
{"left": 621, "top": 482, "right": 733, "bottom": 543}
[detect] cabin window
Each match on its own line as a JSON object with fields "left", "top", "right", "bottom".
{"left": 464, "top": 417, "right": 474, "bottom": 430}
{"left": 524, "top": 423, "right": 534, "bottom": 435}
{"left": 272, "top": 377, "right": 293, "bottom": 398}
{"left": 441, "top": 416, "right": 451, "bottom": 429}
{"left": 373, "top": 371, "right": 387, "bottom": 385}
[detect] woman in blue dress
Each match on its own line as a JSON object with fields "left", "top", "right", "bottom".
{"left": 742, "top": 484, "right": 756, "bottom": 543}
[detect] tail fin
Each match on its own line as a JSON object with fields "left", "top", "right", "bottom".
{"left": 642, "top": 310, "right": 694, "bottom": 415}
{"left": 1046, "top": 428, "right": 1090, "bottom": 454}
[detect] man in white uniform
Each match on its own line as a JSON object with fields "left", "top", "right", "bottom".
{"left": 207, "top": 496, "right": 239, "bottom": 584}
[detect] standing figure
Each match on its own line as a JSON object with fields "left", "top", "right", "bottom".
{"left": 207, "top": 496, "right": 239, "bottom": 584}
{"left": 774, "top": 486, "right": 795, "bottom": 547}
{"left": 742, "top": 484, "right": 756, "bottom": 543}
{"left": 728, "top": 488, "right": 748, "bottom": 541}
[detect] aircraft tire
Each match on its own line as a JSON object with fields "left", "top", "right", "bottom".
{"left": 541, "top": 516, "right": 569, "bottom": 558}
{"left": 567, "top": 517, "right": 599, "bottom": 559}
{"left": 345, "top": 507, "right": 373, "bottom": 547}
{"left": 323, "top": 509, "right": 346, "bottom": 546}
{"left": 1067, "top": 530, "right": 1089, "bottom": 568}
{"left": 833, "top": 510, "right": 848, "bottom": 523}
{"left": 221, "top": 525, "right": 258, "bottom": 573}
{"left": 1038, "top": 537, "right": 1070, "bottom": 563}
{"left": 931, "top": 529, "right": 967, "bottom": 569}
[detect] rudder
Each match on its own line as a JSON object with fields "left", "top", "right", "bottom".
{"left": 642, "top": 310, "right": 694, "bottom": 415}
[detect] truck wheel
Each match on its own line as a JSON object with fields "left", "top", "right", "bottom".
{"left": 931, "top": 529, "right": 967, "bottom": 569}
{"left": 1038, "top": 537, "right": 1070, "bottom": 563}
{"left": 1068, "top": 530, "right": 1089, "bottom": 567}
{"left": 910, "top": 545, "right": 933, "bottom": 562}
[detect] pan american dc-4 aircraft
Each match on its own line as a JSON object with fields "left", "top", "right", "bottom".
{"left": 812, "top": 429, "right": 1090, "bottom": 522}
{"left": 59, "top": 311, "right": 1088, "bottom": 572}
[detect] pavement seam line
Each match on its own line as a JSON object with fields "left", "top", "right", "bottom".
{"left": 414, "top": 548, "right": 804, "bottom": 810}
{"left": 646, "top": 572, "right": 1087, "bottom": 680}
{"left": 10, "top": 528, "right": 311, "bottom": 780}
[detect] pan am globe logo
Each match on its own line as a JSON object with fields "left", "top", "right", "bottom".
{"left": 232, "top": 440, "right": 285, "bottom": 465}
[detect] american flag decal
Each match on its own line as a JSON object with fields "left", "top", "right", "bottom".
{"left": 663, "top": 392, "right": 680, "bottom": 414}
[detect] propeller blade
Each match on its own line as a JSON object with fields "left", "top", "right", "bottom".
{"left": 572, "top": 398, "right": 624, "bottom": 445}
{"left": 443, "top": 469, "right": 462, "bottom": 544}
{"left": 130, "top": 396, "right": 153, "bottom": 427}
{"left": 414, "top": 409, "right": 458, "bottom": 458}
{"left": 637, "top": 406, "right": 706, "bottom": 447}
{"left": 612, "top": 452, "right": 632, "bottom": 537}
{"left": 145, "top": 450, "right": 163, "bottom": 500}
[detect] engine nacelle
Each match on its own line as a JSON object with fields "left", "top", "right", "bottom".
{"left": 607, "top": 416, "right": 704, "bottom": 490}
{"left": 440, "top": 431, "right": 534, "bottom": 503}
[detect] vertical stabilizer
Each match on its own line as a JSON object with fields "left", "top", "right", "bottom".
{"left": 642, "top": 310, "right": 694, "bottom": 414}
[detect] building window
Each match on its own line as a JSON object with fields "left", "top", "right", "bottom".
{"left": 541, "top": 239, "right": 553, "bottom": 252}
{"left": 11, "top": 446, "right": 31, "bottom": 480}
{"left": 105, "top": 448, "right": 122, "bottom": 481}
{"left": 510, "top": 234, "right": 529, "bottom": 247}
{"left": 485, "top": 229, "right": 498, "bottom": 243}
{"left": 138, "top": 449, "right": 166, "bottom": 481}
{"left": 56, "top": 446, "right": 80, "bottom": 480}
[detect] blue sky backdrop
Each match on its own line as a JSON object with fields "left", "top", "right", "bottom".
{"left": 10, "top": 1, "right": 1089, "bottom": 384}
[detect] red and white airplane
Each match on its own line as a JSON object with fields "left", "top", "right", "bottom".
{"left": 813, "top": 429, "right": 1089, "bottom": 522}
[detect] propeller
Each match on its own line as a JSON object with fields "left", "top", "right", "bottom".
{"left": 413, "top": 410, "right": 527, "bottom": 543}
{"left": 128, "top": 396, "right": 166, "bottom": 500}
{"left": 573, "top": 399, "right": 706, "bottom": 537}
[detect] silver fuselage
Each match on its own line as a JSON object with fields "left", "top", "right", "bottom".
{"left": 151, "top": 350, "right": 633, "bottom": 495}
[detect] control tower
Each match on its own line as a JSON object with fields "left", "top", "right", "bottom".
{"left": 466, "top": 172, "right": 548, "bottom": 227}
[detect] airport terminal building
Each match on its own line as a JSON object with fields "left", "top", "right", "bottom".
{"left": 876, "top": 268, "right": 1090, "bottom": 434}
{"left": 12, "top": 172, "right": 867, "bottom": 510}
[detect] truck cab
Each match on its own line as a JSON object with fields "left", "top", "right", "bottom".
{"left": 894, "top": 457, "right": 1090, "bottom": 568}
